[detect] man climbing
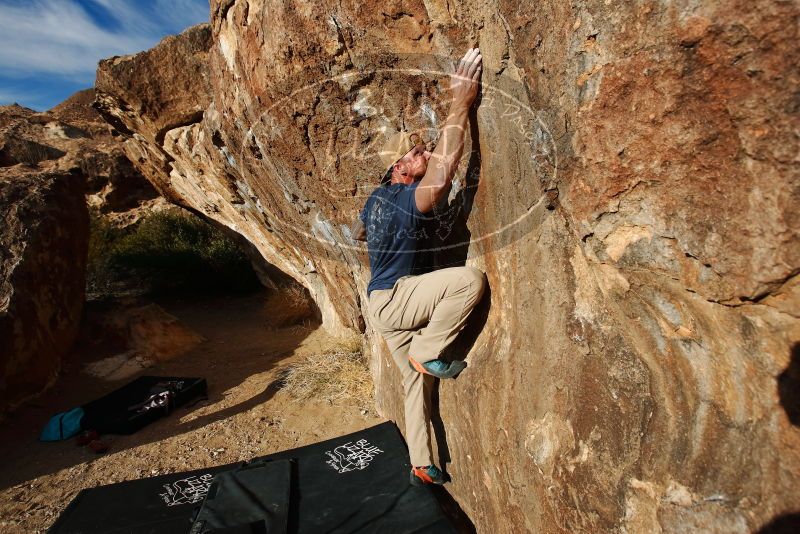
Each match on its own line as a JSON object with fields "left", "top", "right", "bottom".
{"left": 352, "top": 48, "right": 486, "bottom": 486}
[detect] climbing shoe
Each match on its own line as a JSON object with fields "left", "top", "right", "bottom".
{"left": 410, "top": 464, "right": 446, "bottom": 486}
{"left": 408, "top": 356, "right": 466, "bottom": 379}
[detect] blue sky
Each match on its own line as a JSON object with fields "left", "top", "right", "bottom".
{"left": 0, "top": 0, "right": 209, "bottom": 111}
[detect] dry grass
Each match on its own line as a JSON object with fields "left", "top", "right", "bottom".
{"left": 278, "top": 348, "right": 374, "bottom": 411}
{"left": 264, "top": 282, "right": 315, "bottom": 327}
{"left": 281, "top": 282, "right": 311, "bottom": 309}
{"left": 284, "top": 320, "right": 316, "bottom": 336}
{"left": 332, "top": 334, "right": 363, "bottom": 353}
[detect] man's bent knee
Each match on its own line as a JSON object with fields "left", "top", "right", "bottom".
{"left": 461, "top": 266, "right": 486, "bottom": 299}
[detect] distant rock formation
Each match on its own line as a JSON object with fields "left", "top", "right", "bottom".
{"left": 94, "top": 2, "right": 799, "bottom": 532}
{"left": 0, "top": 92, "right": 163, "bottom": 225}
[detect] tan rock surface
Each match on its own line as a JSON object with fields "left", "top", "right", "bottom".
{"left": 94, "top": 2, "right": 799, "bottom": 532}
{"left": 0, "top": 168, "right": 88, "bottom": 414}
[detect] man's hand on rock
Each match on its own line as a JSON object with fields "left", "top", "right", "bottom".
{"left": 450, "top": 47, "right": 482, "bottom": 109}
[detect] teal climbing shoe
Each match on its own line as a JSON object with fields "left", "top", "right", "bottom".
{"left": 408, "top": 356, "right": 466, "bottom": 379}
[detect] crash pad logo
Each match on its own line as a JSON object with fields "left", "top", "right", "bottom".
{"left": 159, "top": 473, "right": 214, "bottom": 506}
{"left": 325, "top": 439, "right": 384, "bottom": 474}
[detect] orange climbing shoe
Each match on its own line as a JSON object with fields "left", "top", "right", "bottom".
{"left": 408, "top": 356, "right": 466, "bottom": 379}
{"left": 410, "top": 464, "right": 446, "bottom": 486}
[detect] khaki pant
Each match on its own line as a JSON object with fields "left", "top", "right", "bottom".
{"left": 368, "top": 266, "right": 486, "bottom": 466}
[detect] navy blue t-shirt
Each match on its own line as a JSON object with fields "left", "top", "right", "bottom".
{"left": 360, "top": 181, "right": 432, "bottom": 296}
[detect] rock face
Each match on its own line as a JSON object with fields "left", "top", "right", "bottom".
{"left": 0, "top": 168, "right": 88, "bottom": 413}
{"left": 95, "top": 2, "right": 799, "bottom": 532}
{"left": 82, "top": 303, "right": 205, "bottom": 381}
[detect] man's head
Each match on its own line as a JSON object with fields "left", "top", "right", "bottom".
{"left": 379, "top": 131, "right": 432, "bottom": 185}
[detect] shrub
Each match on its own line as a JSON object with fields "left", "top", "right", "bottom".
{"left": 86, "top": 210, "right": 126, "bottom": 297}
{"left": 87, "top": 207, "right": 261, "bottom": 297}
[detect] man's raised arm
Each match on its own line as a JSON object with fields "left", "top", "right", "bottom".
{"left": 415, "top": 48, "right": 482, "bottom": 214}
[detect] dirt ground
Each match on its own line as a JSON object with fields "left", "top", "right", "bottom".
{"left": 0, "top": 290, "right": 383, "bottom": 533}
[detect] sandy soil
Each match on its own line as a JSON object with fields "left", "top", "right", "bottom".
{"left": 0, "top": 290, "right": 382, "bottom": 533}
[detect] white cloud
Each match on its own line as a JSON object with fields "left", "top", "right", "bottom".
{"left": 0, "top": 0, "right": 209, "bottom": 80}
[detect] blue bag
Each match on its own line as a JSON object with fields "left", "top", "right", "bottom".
{"left": 40, "top": 407, "right": 85, "bottom": 441}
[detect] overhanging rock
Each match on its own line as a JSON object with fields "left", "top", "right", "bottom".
{"left": 94, "top": 2, "right": 800, "bottom": 532}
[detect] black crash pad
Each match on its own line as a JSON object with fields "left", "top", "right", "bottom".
{"left": 81, "top": 376, "right": 207, "bottom": 435}
{"left": 49, "top": 421, "right": 457, "bottom": 534}
{"left": 191, "top": 459, "right": 292, "bottom": 534}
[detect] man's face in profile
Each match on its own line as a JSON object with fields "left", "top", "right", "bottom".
{"left": 400, "top": 143, "right": 432, "bottom": 181}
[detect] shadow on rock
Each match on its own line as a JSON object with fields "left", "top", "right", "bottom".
{"left": 430, "top": 282, "right": 492, "bottom": 476}
{"left": 414, "top": 104, "right": 490, "bottom": 482}
{"left": 757, "top": 512, "right": 800, "bottom": 533}
{"left": 430, "top": 485, "right": 477, "bottom": 534}
{"left": 778, "top": 343, "right": 800, "bottom": 426}
{"left": 429, "top": 103, "right": 483, "bottom": 270}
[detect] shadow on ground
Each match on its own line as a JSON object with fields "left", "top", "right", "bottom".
{"left": 0, "top": 290, "right": 314, "bottom": 490}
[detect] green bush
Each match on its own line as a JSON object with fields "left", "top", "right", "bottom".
{"left": 87, "top": 208, "right": 261, "bottom": 297}
{"left": 87, "top": 210, "right": 124, "bottom": 297}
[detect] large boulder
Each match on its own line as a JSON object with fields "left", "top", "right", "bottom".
{"left": 0, "top": 168, "right": 88, "bottom": 413}
{"left": 94, "top": 2, "right": 799, "bottom": 532}
{"left": 50, "top": 90, "right": 162, "bottom": 219}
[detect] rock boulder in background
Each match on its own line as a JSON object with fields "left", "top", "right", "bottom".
{"left": 94, "top": 2, "right": 799, "bottom": 531}
{"left": 0, "top": 168, "right": 88, "bottom": 413}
